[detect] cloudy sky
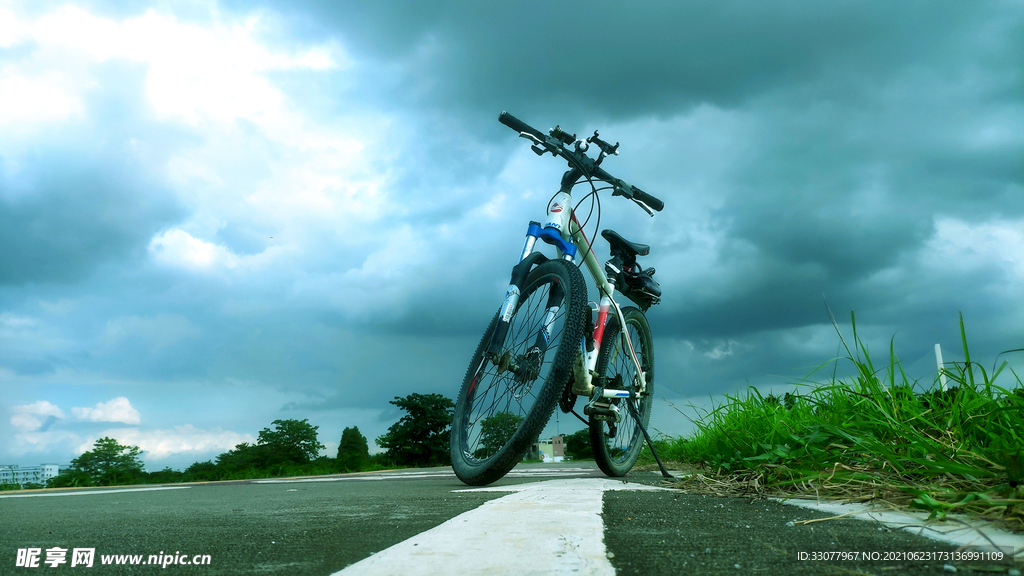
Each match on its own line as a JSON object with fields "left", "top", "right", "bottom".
{"left": 2, "top": 0, "right": 1022, "bottom": 471}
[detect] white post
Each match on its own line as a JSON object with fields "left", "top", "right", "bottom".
{"left": 934, "top": 343, "right": 948, "bottom": 391}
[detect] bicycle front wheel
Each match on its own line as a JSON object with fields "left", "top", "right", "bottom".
{"left": 590, "top": 306, "right": 654, "bottom": 477}
{"left": 451, "top": 258, "right": 587, "bottom": 486}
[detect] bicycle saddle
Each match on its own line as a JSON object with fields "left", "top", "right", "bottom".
{"left": 601, "top": 229, "right": 650, "bottom": 257}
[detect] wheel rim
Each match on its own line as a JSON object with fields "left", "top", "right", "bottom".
{"left": 600, "top": 320, "right": 650, "bottom": 465}
{"left": 458, "top": 273, "right": 570, "bottom": 464}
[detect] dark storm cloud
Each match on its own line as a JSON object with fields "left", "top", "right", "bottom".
{"left": 257, "top": 0, "right": 1022, "bottom": 325}
{"left": 0, "top": 64, "right": 187, "bottom": 286}
{"left": 266, "top": 0, "right": 1022, "bottom": 395}
{"left": 239, "top": 1, "right": 1018, "bottom": 122}
{"left": 0, "top": 159, "right": 182, "bottom": 285}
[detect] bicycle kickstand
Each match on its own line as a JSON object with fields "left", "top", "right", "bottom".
{"left": 586, "top": 386, "right": 674, "bottom": 479}
{"left": 626, "top": 399, "right": 674, "bottom": 479}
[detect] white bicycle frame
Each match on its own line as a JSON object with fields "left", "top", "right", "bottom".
{"left": 506, "top": 189, "right": 648, "bottom": 403}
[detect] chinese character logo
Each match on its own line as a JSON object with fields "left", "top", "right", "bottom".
{"left": 71, "top": 548, "right": 95, "bottom": 568}
{"left": 15, "top": 548, "right": 41, "bottom": 568}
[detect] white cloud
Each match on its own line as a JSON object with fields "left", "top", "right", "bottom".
{"left": 0, "top": 7, "right": 26, "bottom": 48}
{"left": 147, "top": 228, "right": 290, "bottom": 274}
{"left": 0, "top": 72, "right": 84, "bottom": 127}
{"left": 75, "top": 425, "right": 255, "bottom": 460}
{"left": 71, "top": 397, "right": 142, "bottom": 425}
{"left": 3, "top": 2, "right": 394, "bottom": 279}
{"left": 8, "top": 430, "right": 83, "bottom": 456}
{"left": 10, "top": 400, "right": 65, "bottom": 431}
{"left": 8, "top": 423, "right": 255, "bottom": 462}
{"left": 703, "top": 339, "right": 742, "bottom": 360}
{"left": 1, "top": 5, "right": 343, "bottom": 127}
{"left": 148, "top": 228, "right": 241, "bottom": 271}
{"left": 924, "top": 216, "right": 1024, "bottom": 280}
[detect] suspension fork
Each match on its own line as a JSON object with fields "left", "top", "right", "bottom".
{"left": 485, "top": 221, "right": 577, "bottom": 363}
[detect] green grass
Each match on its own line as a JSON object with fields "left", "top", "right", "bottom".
{"left": 654, "top": 312, "right": 1024, "bottom": 531}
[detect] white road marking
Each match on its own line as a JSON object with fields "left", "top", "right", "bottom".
{"left": 253, "top": 467, "right": 597, "bottom": 484}
{"left": 331, "top": 478, "right": 669, "bottom": 576}
{"left": 780, "top": 498, "right": 1024, "bottom": 560}
{"left": 0, "top": 486, "right": 191, "bottom": 498}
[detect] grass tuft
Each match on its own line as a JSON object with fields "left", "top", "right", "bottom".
{"left": 656, "top": 312, "right": 1024, "bottom": 531}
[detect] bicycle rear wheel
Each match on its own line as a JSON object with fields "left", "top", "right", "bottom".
{"left": 451, "top": 259, "right": 587, "bottom": 485}
{"left": 590, "top": 306, "right": 654, "bottom": 477}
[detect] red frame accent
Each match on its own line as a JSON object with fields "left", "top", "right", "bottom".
{"left": 593, "top": 303, "right": 610, "bottom": 350}
{"left": 570, "top": 211, "right": 644, "bottom": 381}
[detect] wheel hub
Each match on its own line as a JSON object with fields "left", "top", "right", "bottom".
{"left": 510, "top": 346, "right": 542, "bottom": 398}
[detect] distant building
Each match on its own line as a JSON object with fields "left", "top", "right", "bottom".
{"left": 0, "top": 464, "right": 68, "bottom": 487}
{"left": 524, "top": 435, "right": 565, "bottom": 462}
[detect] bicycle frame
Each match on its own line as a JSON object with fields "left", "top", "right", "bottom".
{"left": 493, "top": 191, "right": 648, "bottom": 404}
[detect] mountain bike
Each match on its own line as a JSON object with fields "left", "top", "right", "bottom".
{"left": 451, "top": 111, "right": 671, "bottom": 486}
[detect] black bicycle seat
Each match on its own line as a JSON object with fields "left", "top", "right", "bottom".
{"left": 601, "top": 229, "right": 650, "bottom": 257}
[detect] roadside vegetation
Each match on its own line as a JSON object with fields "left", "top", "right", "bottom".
{"left": 0, "top": 393, "right": 458, "bottom": 490}
{"left": 642, "top": 312, "right": 1024, "bottom": 531}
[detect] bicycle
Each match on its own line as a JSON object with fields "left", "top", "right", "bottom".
{"left": 450, "top": 111, "right": 671, "bottom": 486}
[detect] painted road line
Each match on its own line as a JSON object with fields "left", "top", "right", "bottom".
{"left": 332, "top": 479, "right": 671, "bottom": 576}
{"left": 781, "top": 499, "right": 1024, "bottom": 560}
{"left": 0, "top": 486, "right": 191, "bottom": 499}
{"left": 505, "top": 469, "right": 596, "bottom": 477}
{"left": 252, "top": 471, "right": 455, "bottom": 483}
{"left": 254, "top": 467, "right": 597, "bottom": 484}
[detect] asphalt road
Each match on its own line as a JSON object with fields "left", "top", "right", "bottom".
{"left": 1, "top": 462, "right": 1016, "bottom": 575}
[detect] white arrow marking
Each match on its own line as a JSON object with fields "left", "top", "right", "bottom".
{"left": 331, "top": 478, "right": 670, "bottom": 576}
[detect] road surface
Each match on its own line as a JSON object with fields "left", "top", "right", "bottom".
{"left": 1, "top": 462, "right": 1016, "bottom": 574}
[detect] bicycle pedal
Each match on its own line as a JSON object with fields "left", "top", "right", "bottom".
{"left": 584, "top": 401, "right": 621, "bottom": 423}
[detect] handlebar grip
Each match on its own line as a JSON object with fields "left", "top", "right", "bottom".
{"left": 499, "top": 111, "right": 545, "bottom": 140}
{"left": 632, "top": 187, "right": 664, "bottom": 212}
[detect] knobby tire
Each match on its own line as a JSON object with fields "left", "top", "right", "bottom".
{"left": 451, "top": 259, "right": 587, "bottom": 486}
{"left": 589, "top": 306, "right": 655, "bottom": 477}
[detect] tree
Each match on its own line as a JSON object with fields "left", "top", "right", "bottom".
{"left": 257, "top": 419, "right": 325, "bottom": 465}
{"left": 143, "top": 467, "right": 183, "bottom": 484}
{"left": 68, "top": 437, "right": 145, "bottom": 486}
{"left": 215, "top": 442, "right": 271, "bottom": 472}
{"left": 183, "top": 460, "right": 219, "bottom": 481}
{"left": 337, "top": 426, "right": 370, "bottom": 472}
{"left": 474, "top": 412, "right": 524, "bottom": 458}
{"left": 376, "top": 393, "right": 455, "bottom": 467}
{"left": 564, "top": 429, "right": 594, "bottom": 461}
{"left": 47, "top": 469, "right": 92, "bottom": 488}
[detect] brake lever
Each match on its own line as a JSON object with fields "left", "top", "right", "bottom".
{"left": 610, "top": 179, "right": 632, "bottom": 198}
{"left": 634, "top": 199, "right": 655, "bottom": 217}
{"left": 519, "top": 132, "right": 562, "bottom": 157}
{"left": 610, "top": 179, "right": 655, "bottom": 216}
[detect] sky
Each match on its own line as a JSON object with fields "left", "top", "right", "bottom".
{"left": 2, "top": 0, "right": 1022, "bottom": 471}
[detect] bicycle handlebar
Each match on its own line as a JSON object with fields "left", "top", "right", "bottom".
{"left": 498, "top": 111, "right": 545, "bottom": 141}
{"left": 498, "top": 111, "right": 664, "bottom": 213}
{"left": 632, "top": 187, "right": 664, "bottom": 212}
